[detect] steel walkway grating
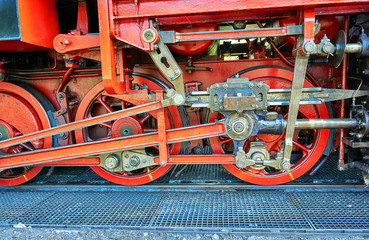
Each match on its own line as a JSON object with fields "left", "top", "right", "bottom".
{"left": 291, "top": 192, "right": 369, "bottom": 230}
{"left": 1, "top": 189, "right": 369, "bottom": 232}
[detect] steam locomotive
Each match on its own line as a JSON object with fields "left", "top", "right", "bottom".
{"left": 1, "top": 0, "right": 369, "bottom": 186}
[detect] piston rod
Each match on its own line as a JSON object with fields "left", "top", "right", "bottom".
{"left": 259, "top": 118, "right": 360, "bottom": 135}
{"left": 294, "top": 118, "right": 359, "bottom": 129}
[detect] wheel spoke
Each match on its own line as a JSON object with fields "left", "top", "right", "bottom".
{"left": 20, "top": 143, "right": 34, "bottom": 151}
{"left": 97, "top": 95, "right": 113, "bottom": 113}
{"left": 121, "top": 100, "right": 126, "bottom": 110}
{"left": 143, "top": 128, "right": 157, "bottom": 133}
{"left": 220, "top": 138, "right": 232, "bottom": 145}
{"left": 139, "top": 114, "right": 152, "bottom": 125}
{"left": 292, "top": 140, "right": 310, "bottom": 154}
{"left": 98, "top": 122, "right": 113, "bottom": 129}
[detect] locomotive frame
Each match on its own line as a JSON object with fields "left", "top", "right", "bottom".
{"left": 1, "top": 0, "right": 369, "bottom": 186}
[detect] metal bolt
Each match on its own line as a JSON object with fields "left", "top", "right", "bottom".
{"left": 257, "top": 82, "right": 262, "bottom": 88}
{"left": 233, "top": 122, "right": 245, "bottom": 132}
{"left": 142, "top": 28, "right": 156, "bottom": 43}
{"left": 160, "top": 160, "right": 166, "bottom": 166}
{"left": 214, "top": 84, "right": 219, "bottom": 89}
{"left": 223, "top": 84, "right": 228, "bottom": 89}
{"left": 59, "top": 132, "right": 67, "bottom": 139}
{"left": 282, "top": 161, "right": 290, "bottom": 170}
{"left": 249, "top": 83, "right": 254, "bottom": 88}
{"left": 105, "top": 154, "right": 120, "bottom": 169}
{"left": 168, "top": 74, "right": 175, "bottom": 80}
{"left": 124, "top": 164, "right": 130, "bottom": 169}
{"left": 142, "top": 159, "right": 147, "bottom": 163}
{"left": 57, "top": 92, "right": 65, "bottom": 100}
{"left": 173, "top": 94, "right": 185, "bottom": 105}
{"left": 303, "top": 40, "right": 316, "bottom": 54}
{"left": 124, "top": 154, "right": 129, "bottom": 159}
{"left": 174, "top": 69, "right": 181, "bottom": 76}
{"left": 129, "top": 156, "right": 140, "bottom": 167}
{"left": 236, "top": 159, "right": 246, "bottom": 168}
{"left": 322, "top": 43, "right": 333, "bottom": 54}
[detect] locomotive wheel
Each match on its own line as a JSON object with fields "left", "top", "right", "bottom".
{"left": 75, "top": 79, "right": 182, "bottom": 185}
{"left": 0, "top": 82, "right": 54, "bottom": 186}
{"left": 208, "top": 66, "right": 330, "bottom": 185}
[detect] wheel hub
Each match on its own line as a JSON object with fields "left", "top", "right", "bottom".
{"left": 111, "top": 117, "right": 143, "bottom": 138}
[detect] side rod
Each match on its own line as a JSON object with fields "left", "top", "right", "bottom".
{"left": 0, "top": 122, "right": 226, "bottom": 170}
{"left": 0, "top": 101, "right": 164, "bottom": 149}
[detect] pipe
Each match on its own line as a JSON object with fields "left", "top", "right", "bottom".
{"left": 56, "top": 68, "right": 75, "bottom": 94}
{"left": 338, "top": 16, "right": 349, "bottom": 170}
{"left": 309, "top": 155, "right": 329, "bottom": 176}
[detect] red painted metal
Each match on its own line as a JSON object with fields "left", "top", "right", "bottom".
{"left": 0, "top": 99, "right": 163, "bottom": 150}
{"left": 0, "top": 0, "right": 367, "bottom": 187}
{"left": 53, "top": 35, "right": 100, "bottom": 54}
{"left": 165, "top": 155, "right": 235, "bottom": 164}
{"left": 0, "top": 82, "right": 53, "bottom": 186}
{"left": 77, "top": 1, "right": 89, "bottom": 35}
{"left": 338, "top": 16, "right": 349, "bottom": 169}
{"left": 39, "top": 158, "right": 101, "bottom": 166}
{"left": 299, "top": 9, "right": 316, "bottom": 55}
{"left": 157, "top": 6, "right": 369, "bottom": 26}
{"left": 163, "top": 24, "right": 218, "bottom": 56}
{"left": 0, "top": 0, "right": 59, "bottom": 52}
{"left": 0, "top": 122, "right": 226, "bottom": 170}
{"left": 74, "top": 81, "right": 181, "bottom": 185}
{"left": 111, "top": 0, "right": 369, "bottom": 21}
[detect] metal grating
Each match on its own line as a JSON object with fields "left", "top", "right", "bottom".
{"left": 9, "top": 192, "right": 165, "bottom": 227}
{"left": 158, "top": 164, "right": 243, "bottom": 184}
{"left": 151, "top": 192, "right": 310, "bottom": 229}
{"left": 291, "top": 192, "right": 369, "bottom": 230}
{"left": 1, "top": 188, "right": 368, "bottom": 232}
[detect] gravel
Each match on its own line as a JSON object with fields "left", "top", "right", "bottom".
{"left": 0, "top": 227, "right": 368, "bottom": 240}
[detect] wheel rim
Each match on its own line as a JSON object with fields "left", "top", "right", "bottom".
{"left": 0, "top": 82, "right": 53, "bottom": 186}
{"left": 75, "top": 79, "right": 182, "bottom": 186}
{"left": 208, "top": 66, "right": 330, "bottom": 185}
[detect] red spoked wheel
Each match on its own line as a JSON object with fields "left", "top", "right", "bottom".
{"left": 75, "top": 79, "right": 182, "bottom": 185}
{"left": 208, "top": 66, "right": 330, "bottom": 185}
{"left": 0, "top": 82, "right": 54, "bottom": 186}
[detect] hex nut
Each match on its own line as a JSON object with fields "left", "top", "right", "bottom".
{"left": 142, "top": 28, "right": 156, "bottom": 43}
{"left": 105, "top": 154, "right": 120, "bottom": 169}
{"left": 303, "top": 40, "right": 316, "bottom": 54}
